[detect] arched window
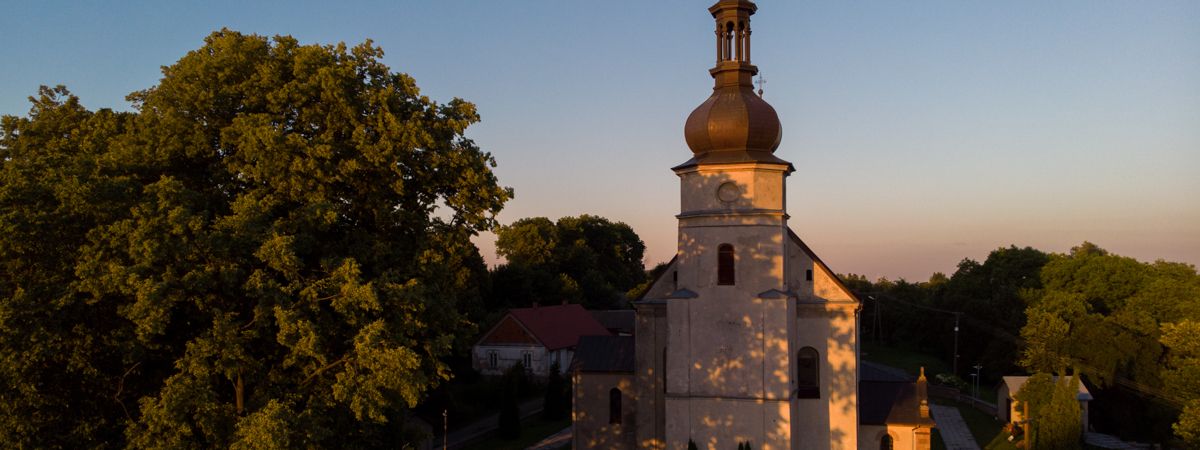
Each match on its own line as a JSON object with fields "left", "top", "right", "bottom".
{"left": 609, "top": 388, "right": 622, "bottom": 424}
{"left": 880, "top": 434, "right": 893, "bottom": 450}
{"left": 718, "top": 244, "right": 735, "bottom": 285}
{"left": 797, "top": 347, "right": 819, "bottom": 398}
{"left": 723, "top": 22, "right": 734, "bottom": 61}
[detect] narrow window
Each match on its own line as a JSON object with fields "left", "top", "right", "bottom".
{"left": 723, "top": 22, "right": 734, "bottom": 61}
{"left": 523, "top": 352, "right": 532, "bottom": 370}
{"left": 488, "top": 352, "right": 497, "bottom": 369}
{"left": 880, "top": 434, "right": 893, "bottom": 450}
{"left": 718, "top": 244, "right": 735, "bottom": 285}
{"left": 662, "top": 347, "right": 668, "bottom": 393}
{"left": 806, "top": 269, "right": 813, "bottom": 281}
{"left": 672, "top": 271, "right": 678, "bottom": 290}
{"left": 609, "top": 388, "right": 622, "bottom": 424}
{"left": 797, "top": 347, "right": 820, "bottom": 398}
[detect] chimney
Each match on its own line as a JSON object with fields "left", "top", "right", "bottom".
{"left": 918, "top": 366, "right": 930, "bottom": 419}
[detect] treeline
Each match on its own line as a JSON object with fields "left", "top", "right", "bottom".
{"left": 846, "top": 242, "right": 1200, "bottom": 445}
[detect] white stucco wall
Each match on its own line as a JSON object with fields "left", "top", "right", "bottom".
{"left": 473, "top": 344, "right": 555, "bottom": 377}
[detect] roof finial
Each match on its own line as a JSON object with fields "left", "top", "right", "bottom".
{"left": 755, "top": 73, "right": 766, "bottom": 97}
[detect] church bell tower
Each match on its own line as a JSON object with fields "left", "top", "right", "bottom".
{"left": 662, "top": 1, "right": 860, "bottom": 449}
{"left": 665, "top": 0, "right": 797, "bottom": 448}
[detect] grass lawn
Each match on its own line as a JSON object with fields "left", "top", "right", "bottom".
{"left": 982, "top": 431, "right": 1020, "bottom": 450}
{"left": 862, "top": 341, "right": 952, "bottom": 378}
{"left": 461, "top": 416, "right": 571, "bottom": 450}
{"left": 862, "top": 341, "right": 999, "bottom": 401}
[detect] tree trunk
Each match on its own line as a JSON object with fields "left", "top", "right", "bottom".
{"left": 235, "top": 371, "right": 244, "bottom": 415}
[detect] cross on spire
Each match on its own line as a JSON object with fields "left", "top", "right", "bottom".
{"left": 755, "top": 74, "right": 766, "bottom": 97}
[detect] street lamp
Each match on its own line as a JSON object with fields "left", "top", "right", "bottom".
{"left": 972, "top": 364, "right": 983, "bottom": 399}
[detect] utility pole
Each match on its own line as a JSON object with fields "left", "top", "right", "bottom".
{"left": 442, "top": 409, "right": 447, "bottom": 450}
{"left": 952, "top": 313, "right": 961, "bottom": 377}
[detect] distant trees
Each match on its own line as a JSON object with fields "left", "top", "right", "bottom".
{"left": 490, "top": 215, "right": 646, "bottom": 310}
{"left": 853, "top": 242, "right": 1199, "bottom": 445}
{"left": 852, "top": 245, "right": 1050, "bottom": 381}
{"left": 0, "top": 30, "right": 509, "bottom": 448}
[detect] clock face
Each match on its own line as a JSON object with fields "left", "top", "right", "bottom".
{"left": 717, "top": 182, "right": 740, "bottom": 203}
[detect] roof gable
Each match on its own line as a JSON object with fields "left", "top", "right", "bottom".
{"left": 788, "top": 228, "right": 860, "bottom": 303}
{"left": 860, "top": 381, "right": 935, "bottom": 426}
{"left": 509, "top": 304, "right": 611, "bottom": 351}
{"left": 635, "top": 255, "right": 678, "bottom": 302}
{"left": 477, "top": 315, "right": 541, "bottom": 347}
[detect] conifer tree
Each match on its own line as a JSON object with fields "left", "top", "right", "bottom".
{"left": 498, "top": 362, "right": 524, "bottom": 439}
{"left": 543, "top": 361, "right": 567, "bottom": 420}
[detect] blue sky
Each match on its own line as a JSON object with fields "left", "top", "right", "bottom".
{"left": 3, "top": 1, "right": 1198, "bottom": 280}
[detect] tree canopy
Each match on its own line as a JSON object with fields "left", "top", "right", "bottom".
{"left": 1019, "top": 242, "right": 1200, "bottom": 443}
{"left": 490, "top": 215, "right": 645, "bottom": 310}
{"left": 0, "top": 30, "right": 509, "bottom": 448}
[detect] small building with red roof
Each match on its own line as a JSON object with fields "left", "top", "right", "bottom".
{"left": 472, "top": 303, "right": 611, "bottom": 377}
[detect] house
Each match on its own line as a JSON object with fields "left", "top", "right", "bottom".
{"left": 472, "top": 303, "right": 610, "bottom": 378}
{"left": 997, "top": 375, "right": 1093, "bottom": 431}
{"left": 570, "top": 2, "right": 935, "bottom": 448}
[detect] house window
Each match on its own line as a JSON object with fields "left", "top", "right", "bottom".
{"left": 797, "top": 347, "right": 819, "bottom": 398}
{"left": 718, "top": 244, "right": 735, "bottom": 285}
{"left": 523, "top": 352, "right": 532, "bottom": 370}
{"left": 880, "top": 434, "right": 893, "bottom": 450}
{"left": 609, "top": 388, "right": 622, "bottom": 424}
{"left": 488, "top": 351, "right": 498, "bottom": 369}
{"left": 806, "top": 269, "right": 813, "bottom": 281}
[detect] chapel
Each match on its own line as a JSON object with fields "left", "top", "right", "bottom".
{"left": 571, "top": 2, "right": 935, "bottom": 449}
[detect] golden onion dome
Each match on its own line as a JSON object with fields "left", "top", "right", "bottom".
{"left": 678, "top": 0, "right": 788, "bottom": 169}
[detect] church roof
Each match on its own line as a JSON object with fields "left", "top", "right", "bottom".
{"left": 859, "top": 381, "right": 935, "bottom": 426}
{"left": 573, "top": 335, "right": 636, "bottom": 373}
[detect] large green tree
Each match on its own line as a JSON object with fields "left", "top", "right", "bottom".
{"left": 1019, "top": 242, "right": 1200, "bottom": 442}
{"left": 0, "top": 86, "right": 138, "bottom": 446}
{"left": 1160, "top": 320, "right": 1200, "bottom": 445}
{"left": 0, "top": 30, "right": 509, "bottom": 448}
{"left": 1014, "top": 373, "right": 1083, "bottom": 450}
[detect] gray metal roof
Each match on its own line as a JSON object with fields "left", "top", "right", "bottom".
{"left": 573, "top": 335, "right": 635, "bottom": 373}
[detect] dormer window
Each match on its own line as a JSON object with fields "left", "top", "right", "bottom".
{"left": 718, "top": 244, "right": 735, "bottom": 285}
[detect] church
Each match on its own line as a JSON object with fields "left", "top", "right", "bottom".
{"left": 570, "top": 2, "right": 935, "bottom": 449}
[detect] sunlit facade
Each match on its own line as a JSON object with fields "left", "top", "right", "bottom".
{"left": 572, "top": 2, "right": 934, "bottom": 449}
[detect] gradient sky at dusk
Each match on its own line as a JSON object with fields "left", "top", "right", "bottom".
{"left": 3, "top": 1, "right": 1198, "bottom": 280}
